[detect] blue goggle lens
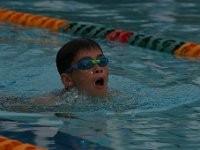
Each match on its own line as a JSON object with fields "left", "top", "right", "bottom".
{"left": 98, "top": 55, "right": 108, "bottom": 67}
{"left": 78, "top": 58, "right": 94, "bottom": 69}
{"left": 78, "top": 55, "right": 108, "bottom": 70}
{"left": 65, "top": 55, "right": 109, "bottom": 73}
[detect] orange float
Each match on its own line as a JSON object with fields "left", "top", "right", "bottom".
{"left": 0, "top": 136, "right": 47, "bottom": 150}
{"left": 0, "top": 9, "right": 66, "bottom": 31}
{"left": 175, "top": 42, "right": 200, "bottom": 57}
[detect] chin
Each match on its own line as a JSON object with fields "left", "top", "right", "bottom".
{"left": 94, "top": 92, "right": 107, "bottom": 97}
{"left": 88, "top": 89, "right": 107, "bottom": 97}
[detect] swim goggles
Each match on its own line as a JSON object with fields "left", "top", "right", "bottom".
{"left": 65, "top": 55, "right": 109, "bottom": 74}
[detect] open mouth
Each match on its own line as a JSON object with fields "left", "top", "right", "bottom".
{"left": 95, "top": 78, "right": 104, "bottom": 87}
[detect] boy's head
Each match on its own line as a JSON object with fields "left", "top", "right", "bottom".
{"left": 56, "top": 38, "right": 109, "bottom": 97}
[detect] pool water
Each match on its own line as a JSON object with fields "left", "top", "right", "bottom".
{"left": 1, "top": 0, "right": 200, "bottom": 149}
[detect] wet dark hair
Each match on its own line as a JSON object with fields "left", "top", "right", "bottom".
{"left": 56, "top": 38, "right": 103, "bottom": 74}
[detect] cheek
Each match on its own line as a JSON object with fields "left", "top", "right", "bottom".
{"left": 71, "top": 71, "right": 93, "bottom": 86}
{"left": 104, "top": 67, "right": 109, "bottom": 77}
{"left": 106, "top": 67, "right": 109, "bottom": 73}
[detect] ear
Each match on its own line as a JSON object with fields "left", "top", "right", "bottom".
{"left": 61, "top": 73, "right": 74, "bottom": 88}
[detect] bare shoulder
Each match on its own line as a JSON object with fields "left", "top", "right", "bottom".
{"left": 33, "top": 89, "right": 63, "bottom": 106}
{"left": 33, "top": 95, "right": 60, "bottom": 106}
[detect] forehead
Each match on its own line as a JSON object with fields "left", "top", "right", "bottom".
{"left": 74, "top": 48, "right": 103, "bottom": 62}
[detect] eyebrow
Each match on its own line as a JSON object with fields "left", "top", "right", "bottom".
{"left": 96, "top": 54, "right": 104, "bottom": 58}
{"left": 77, "top": 54, "right": 104, "bottom": 62}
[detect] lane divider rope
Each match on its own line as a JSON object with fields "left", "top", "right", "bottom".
{"left": 0, "top": 8, "right": 200, "bottom": 57}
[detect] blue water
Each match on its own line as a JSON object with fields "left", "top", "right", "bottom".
{"left": 1, "top": 0, "right": 200, "bottom": 149}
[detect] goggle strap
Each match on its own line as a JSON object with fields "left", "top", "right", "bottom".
{"left": 65, "top": 64, "right": 78, "bottom": 74}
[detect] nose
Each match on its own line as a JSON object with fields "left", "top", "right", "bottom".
{"left": 93, "top": 64, "right": 103, "bottom": 74}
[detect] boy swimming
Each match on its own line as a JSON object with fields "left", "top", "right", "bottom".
{"left": 56, "top": 38, "right": 109, "bottom": 97}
